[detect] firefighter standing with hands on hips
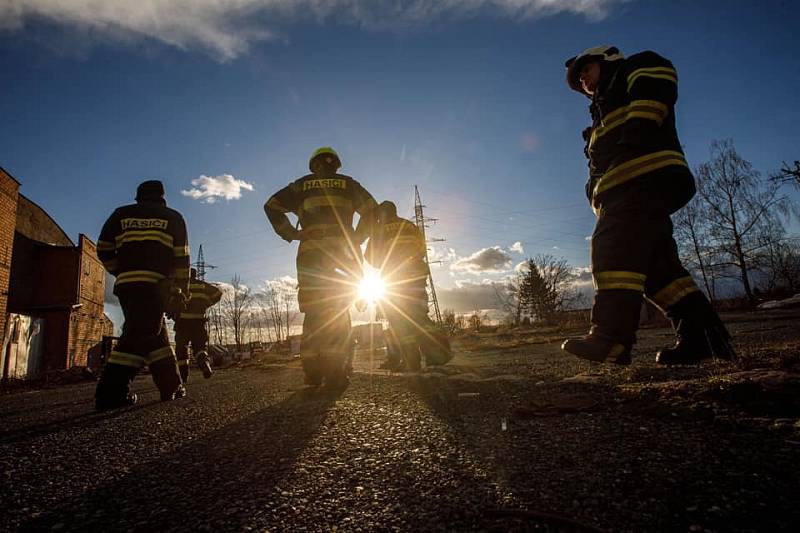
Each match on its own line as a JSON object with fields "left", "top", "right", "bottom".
{"left": 365, "top": 201, "right": 451, "bottom": 371}
{"left": 95, "top": 180, "right": 191, "bottom": 410}
{"left": 264, "top": 147, "right": 378, "bottom": 387}
{"left": 561, "top": 45, "right": 735, "bottom": 365}
{"left": 173, "top": 267, "right": 222, "bottom": 383}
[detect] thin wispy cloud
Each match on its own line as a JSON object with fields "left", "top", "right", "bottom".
{"left": 182, "top": 174, "right": 254, "bottom": 204}
{"left": 1, "top": 0, "right": 626, "bottom": 60}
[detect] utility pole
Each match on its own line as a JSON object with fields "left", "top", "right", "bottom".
{"left": 414, "top": 186, "right": 443, "bottom": 325}
{"left": 192, "top": 244, "right": 217, "bottom": 281}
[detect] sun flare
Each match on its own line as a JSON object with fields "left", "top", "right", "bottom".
{"left": 358, "top": 270, "right": 386, "bottom": 305}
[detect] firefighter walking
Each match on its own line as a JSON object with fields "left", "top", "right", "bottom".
{"left": 561, "top": 45, "right": 735, "bottom": 365}
{"left": 95, "top": 180, "right": 191, "bottom": 410}
{"left": 365, "top": 201, "right": 451, "bottom": 371}
{"left": 174, "top": 268, "right": 223, "bottom": 382}
{"left": 264, "top": 147, "right": 378, "bottom": 387}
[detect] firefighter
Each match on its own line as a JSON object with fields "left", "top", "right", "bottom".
{"left": 95, "top": 180, "right": 191, "bottom": 410}
{"left": 264, "top": 147, "right": 378, "bottom": 387}
{"left": 365, "top": 201, "right": 451, "bottom": 371}
{"left": 173, "top": 268, "right": 223, "bottom": 382}
{"left": 561, "top": 45, "right": 735, "bottom": 365}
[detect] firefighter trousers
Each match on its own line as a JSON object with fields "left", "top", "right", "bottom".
{"left": 382, "top": 281, "right": 451, "bottom": 371}
{"left": 590, "top": 178, "right": 706, "bottom": 346}
{"left": 96, "top": 283, "right": 181, "bottom": 404}
{"left": 300, "top": 305, "right": 352, "bottom": 385}
{"left": 174, "top": 318, "right": 209, "bottom": 383}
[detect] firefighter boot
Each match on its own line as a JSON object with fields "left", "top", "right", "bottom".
{"left": 402, "top": 344, "right": 422, "bottom": 372}
{"left": 150, "top": 357, "right": 183, "bottom": 401}
{"left": 561, "top": 333, "right": 632, "bottom": 365}
{"left": 657, "top": 293, "right": 735, "bottom": 365}
{"left": 196, "top": 350, "right": 214, "bottom": 379}
{"left": 95, "top": 364, "right": 139, "bottom": 411}
{"left": 301, "top": 354, "right": 324, "bottom": 387}
{"left": 323, "top": 350, "right": 350, "bottom": 390}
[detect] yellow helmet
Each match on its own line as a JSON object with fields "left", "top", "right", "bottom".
{"left": 309, "top": 146, "right": 342, "bottom": 172}
{"left": 564, "top": 45, "right": 625, "bottom": 95}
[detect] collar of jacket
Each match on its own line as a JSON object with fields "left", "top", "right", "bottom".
{"left": 136, "top": 197, "right": 167, "bottom": 206}
{"left": 589, "top": 61, "right": 624, "bottom": 119}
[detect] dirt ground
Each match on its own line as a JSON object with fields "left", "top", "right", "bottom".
{"left": 2, "top": 308, "right": 798, "bottom": 532}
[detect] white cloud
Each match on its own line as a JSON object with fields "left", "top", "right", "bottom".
{"left": 509, "top": 241, "right": 524, "bottom": 254}
{"left": 182, "top": 174, "right": 254, "bottom": 204}
{"left": 427, "top": 245, "right": 458, "bottom": 268}
{"left": 1, "top": 1, "right": 625, "bottom": 60}
{"left": 438, "top": 278, "right": 505, "bottom": 313}
{"left": 451, "top": 246, "right": 513, "bottom": 274}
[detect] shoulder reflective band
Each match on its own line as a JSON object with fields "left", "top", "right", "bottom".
{"left": 627, "top": 66, "right": 677, "bottom": 93}
{"left": 650, "top": 276, "right": 699, "bottom": 310}
{"left": 174, "top": 245, "right": 190, "bottom": 258}
{"left": 115, "top": 229, "right": 174, "bottom": 249}
{"left": 266, "top": 197, "right": 290, "bottom": 213}
{"left": 97, "top": 240, "right": 115, "bottom": 252}
{"left": 593, "top": 271, "right": 646, "bottom": 292}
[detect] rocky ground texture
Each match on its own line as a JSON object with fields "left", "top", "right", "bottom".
{"left": 1, "top": 309, "right": 799, "bottom": 532}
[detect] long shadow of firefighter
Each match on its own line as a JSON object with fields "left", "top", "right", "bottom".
{"left": 21, "top": 387, "right": 343, "bottom": 532}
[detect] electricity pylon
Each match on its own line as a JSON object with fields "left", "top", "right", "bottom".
{"left": 192, "top": 244, "right": 216, "bottom": 281}
{"left": 414, "top": 186, "right": 444, "bottom": 325}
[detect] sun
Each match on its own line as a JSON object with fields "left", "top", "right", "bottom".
{"left": 358, "top": 269, "right": 386, "bottom": 305}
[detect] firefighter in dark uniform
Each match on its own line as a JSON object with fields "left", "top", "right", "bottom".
{"left": 365, "top": 201, "right": 451, "bottom": 371}
{"left": 174, "top": 268, "right": 223, "bottom": 382}
{"left": 95, "top": 180, "right": 191, "bottom": 410}
{"left": 561, "top": 45, "right": 735, "bottom": 365}
{"left": 264, "top": 147, "right": 378, "bottom": 386}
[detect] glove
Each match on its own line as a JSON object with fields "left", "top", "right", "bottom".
{"left": 165, "top": 289, "right": 187, "bottom": 320}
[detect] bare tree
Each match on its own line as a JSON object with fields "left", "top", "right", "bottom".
{"left": 494, "top": 273, "right": 524, "bottom": 326}
{"left": 221, "top": 275, "right": 252, "bottom": 352}
{"left": 256, "top": 280, "right": 299, "bottom": 346}
{"left": 772, "top": 160, "right": 800, "bottom": 189}
{"left": 695, "top": 139, "right": 792, "bottom": 305}
{"left": 207, "top": 301, "right": 227, "bottom": 347}
{"left": 674, "top": 197, "right": 720, "bottom": 302}
{"left": 441, "top": 309, "right": 465, "bottom": 335}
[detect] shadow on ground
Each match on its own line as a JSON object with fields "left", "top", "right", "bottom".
{"left": 21, "top": 386, "right": 344, "bottom": 532}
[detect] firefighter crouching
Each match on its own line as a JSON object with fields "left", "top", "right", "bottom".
{"left": 561, "top": 45, "right": 735, "bottom": 365}
{"left": 365, "top": 201, "right": 451, "bottom": 371}
{"left": 95, "top": 180, "right": 191, "bottom": 411}
{"left": 174, "top": 268, "right": 223, "bottom": 382}
{"left": 264, "top": 147, "right": 378, "bottom": 387}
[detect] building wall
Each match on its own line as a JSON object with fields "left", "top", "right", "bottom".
{"left": 67, "top": 235, "right": 110, "bottom": 368}
{"left": 15, "top": 195, "right": 73, "bottom": 246}
{"left": 0, "top": 169, "right": 20, "bottom": 342}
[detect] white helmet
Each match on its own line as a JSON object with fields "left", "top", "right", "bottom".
{"left": 564, "top": 45, "right": 625, "bottom": 95}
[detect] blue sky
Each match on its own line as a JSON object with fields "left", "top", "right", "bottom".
{"left": 2, "top": 0, "right": 799, "bottom": 320}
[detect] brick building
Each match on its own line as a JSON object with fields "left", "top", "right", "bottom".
{"left": 0, "top": 167, "right": 113, "bottom": 379}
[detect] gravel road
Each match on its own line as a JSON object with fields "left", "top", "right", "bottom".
{"left": 2, "top": 312, "right": 799, "bottom": 532}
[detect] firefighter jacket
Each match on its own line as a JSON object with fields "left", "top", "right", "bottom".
{"left": 265, "top": 173, "right": 378, "bottom": 257}
{"left": 584, "top": 51, "right": 694, "bottom": 211}
{"left": 180, "top": 279, "right": 223, "bottom": 320}
{"left": 365, "top": 215, "right": 429, "bottom": 285}
{"left": 97, "top": 199, "right": 191, "bottom": 294}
